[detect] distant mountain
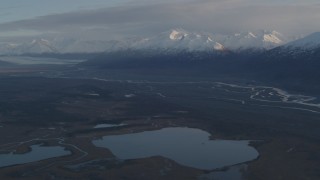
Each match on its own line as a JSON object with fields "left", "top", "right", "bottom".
{"left": 82, "top": 32, "right": 320, "bottom": 94}
{"left": 20, "top": 39, "right": 59, "bottom": 54}
{"left": 214, "top": 30, "right": 287, "bottom": 51}
{"left": 50, "top": 37, "right": 138, "bottom": 53}
{"left": 0, "top": 28, "right": 293, "bottom": 55}
{"left": 127, "top": 29, "right": 226, "bottom": 52}
{"left": 284, "top": 32, "right": 320, "bottom": 49}
{"left": 0, "top": 39, "right": 58, "bottom": 55}
{"left": 111, "top": 29, "right": 289, "bottom": 52}
{"left": 265, "top": 32, "right": 320, "bottom": 61}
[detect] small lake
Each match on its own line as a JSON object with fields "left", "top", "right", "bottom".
{"left": 93, "top": 127, "right": 259, "bottom": 170}
{"left": 94, "top": 123, "right": 127, "bottom": 129}
{"left": 0, "top": 144, "right": 71, "bottom": 168}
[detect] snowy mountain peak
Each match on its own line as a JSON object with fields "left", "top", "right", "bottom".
{"left": 128, "top": 28, "right": 227, "bottom": 52}
{"left": 214, "top": 42, "right": 224, "bottom": 50}
{"left": 263, "top": 34, "right": 283, "bottom": 44}
{"left": 214, "top": 30, "right": 287, "bottom": 50}
{"left": 27, "top": 38, "right": 58, "bottom": 53}
{"left": 31, "top": 38, "right": 51, "bottom": 46}
{"left": 169, "top": 29, "right": 188, "bottom": 40}
{"left": 244, "top": 30, "right": 284, "bottom": 44}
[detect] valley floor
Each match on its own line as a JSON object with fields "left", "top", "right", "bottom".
{"left": 0, "top": 65, "right": 319, "bottom": 180}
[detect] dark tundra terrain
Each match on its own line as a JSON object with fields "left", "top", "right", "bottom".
{"left": 0, "top": 43, "right": 319, "bottom": 180}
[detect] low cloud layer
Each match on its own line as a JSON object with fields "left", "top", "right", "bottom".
{"left": 0, "top": 0, "right": 319, "bottom": 40}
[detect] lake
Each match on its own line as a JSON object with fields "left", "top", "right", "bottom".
{"left": 93, "top": 127, "right": 259, "bottom": 170}
{"left": 94, "top": 123, "right": 127, "bottom": 129}
{"left": 0, "top": 144, "right": 71, "bottom": 168}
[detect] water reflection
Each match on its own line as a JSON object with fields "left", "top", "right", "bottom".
{"left": 0, "top": 144, "right": 71, "bottom": 168}
{"left": 93, "top": 127, "right": 258, "bottom": 170}
{"left": 94, "top": 123, "right": 127, "bottom": 129}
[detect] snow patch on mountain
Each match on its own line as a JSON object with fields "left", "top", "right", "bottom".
{"left": 169, "top": 29, "right": 187, "bottom": 40}
{"left": 263, "top": 32, "right": 283, "bottom": 44}
{"left": 126, "top": 29, "right": 226, "bottom": 52}
{"left": 214, "top": 42, "right": 224, "bottom": 50}
{"left": 215, "top": 30, "right": 286, "bottom": 51}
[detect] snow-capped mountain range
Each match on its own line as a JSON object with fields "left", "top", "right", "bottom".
{"left": 0, "top": 28, "right": 313, "bottom": 55}
{"left": 214, "top": 30, "right": 288, "bottom": 51}
{"left": 130, "top": 29, "right": 226, "bottom": 52}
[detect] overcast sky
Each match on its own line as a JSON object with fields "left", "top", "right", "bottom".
{"left": 0, "top": 0, "right": 320, "bottom": 40}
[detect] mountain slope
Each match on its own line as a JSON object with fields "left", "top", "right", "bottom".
{"left": 284, "top": 32, "right": 320, "bottom": 49}
{"left": 265, "top": 32, "right": 320, "bottom": 61}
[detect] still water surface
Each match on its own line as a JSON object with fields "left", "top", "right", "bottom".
{"left": 0, "top": 144, "right": 71, "bottom": 168}
{"left": 94, "top": 123, "right": 127, "bottom": 129}
{"left": 93, "top": 127, "right": 258, "bottom": 170}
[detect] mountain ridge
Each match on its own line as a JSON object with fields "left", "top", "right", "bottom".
{"left": 0, "top": 28, "right": 296, "bottom": 55}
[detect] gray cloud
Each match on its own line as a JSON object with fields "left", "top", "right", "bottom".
{"left": 0, "top": 0, "right": 319, "bottom": 39}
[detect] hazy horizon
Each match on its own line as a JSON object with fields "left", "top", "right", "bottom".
{"left": 0, "top": 0, "right": 319, "bottom": 41}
